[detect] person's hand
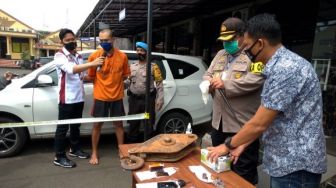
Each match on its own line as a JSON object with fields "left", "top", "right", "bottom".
{"left": 206, "top": 144, "right": 229, "bottom": 163}
{"left": 210, "top": 77, "right": 224, "bottom": 89}
{"left": 229, "top": 145, "right": 246, "bottom": 164}
{"left": 155, "top": 102, "right": 163, "bottom": 111}
{"left": 91, "top": 56, "right": 105, "bottom": 67}
{"left": 4, "top": 71, "right": 15, "bottom": 81}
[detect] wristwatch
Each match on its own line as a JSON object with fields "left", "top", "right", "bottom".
{"left": 224, "top": 137, "right": 235, "bottom": 150}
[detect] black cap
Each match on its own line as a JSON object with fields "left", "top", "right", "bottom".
{"left": 217, "top": 17, "right": 245, "bottom": 41}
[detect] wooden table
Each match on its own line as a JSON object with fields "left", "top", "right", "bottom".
{"left": 119, "top": 144, "right": 255, "bottom": 188}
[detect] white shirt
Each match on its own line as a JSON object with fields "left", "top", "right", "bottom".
{"left": 54, "top": 47, "right": 85, "bottom": 104}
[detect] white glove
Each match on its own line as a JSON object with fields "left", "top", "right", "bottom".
{"left": 199, "top": 80, "right": 210, "bottom": 105}
{"left": 221, "top": 72, "right": 227, "bottom": 81}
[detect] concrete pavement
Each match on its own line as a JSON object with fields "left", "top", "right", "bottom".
{"left": 1, "top": 123, "right": 335, "bottom": 188}
{"left": 0, "top": 135, "right": 132, "bottom": 188}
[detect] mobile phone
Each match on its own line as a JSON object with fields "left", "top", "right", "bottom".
{"left": 157, "top": 182, "right": 178, "bottom": 188}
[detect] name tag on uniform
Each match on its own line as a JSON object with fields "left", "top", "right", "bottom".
{"left": 250, "top": 62, "right": 264, "bottom": 74}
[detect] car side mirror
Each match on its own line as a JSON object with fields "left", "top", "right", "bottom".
{"left": 36, "top": 75, "right": 53, "bottom": 86}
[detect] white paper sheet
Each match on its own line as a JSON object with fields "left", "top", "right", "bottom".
{"left": 135, "top": 167, "right": 177, "bottom": 181}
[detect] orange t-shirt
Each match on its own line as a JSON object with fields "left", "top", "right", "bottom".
{"left": 88, "top": 48, "right": 130, "bottom": 101}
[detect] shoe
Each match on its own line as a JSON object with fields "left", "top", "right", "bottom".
{"left": 69, "top": 150, "right": 90, "bottom": 159}
{"left": 53, "top": 157, "right": 76, "bottom": 168}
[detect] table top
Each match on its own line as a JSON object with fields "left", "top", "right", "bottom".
{"left": 119, "top": 144, "right": 255, "bottom": 188}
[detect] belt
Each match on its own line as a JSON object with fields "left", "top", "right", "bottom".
{"left": 127, "top": 90, "right": 156, "bottom": 99}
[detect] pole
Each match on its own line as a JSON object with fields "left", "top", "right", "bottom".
{"left": 93, "top": 20, "right": 97, "bottom": 49}
{"left": 144, "top": 0, "right": 153, "bottom": 141}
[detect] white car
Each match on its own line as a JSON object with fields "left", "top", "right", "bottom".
{"left": 0, "top": 50, "right": 213, "bottom": 157}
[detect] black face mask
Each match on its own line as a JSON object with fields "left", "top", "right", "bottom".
{"left": 245, "top": 40, "right": 262, "bottom": 62}
{"left": 64, "top": 42, "right": 77, "bottom": 51}
{"left": 137, "top": 53, "right": 146, "bottom": 61}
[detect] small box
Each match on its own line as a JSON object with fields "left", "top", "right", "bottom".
{"left": 201, "top": 149, "right": 231, "bottom": 173}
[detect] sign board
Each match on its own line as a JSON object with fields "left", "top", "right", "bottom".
{"left": 119, "top": 8, "right": 126, "bottom": 21}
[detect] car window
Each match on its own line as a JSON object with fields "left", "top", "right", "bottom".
{"left": 126, "top": 53, "right": 166, "bottom": 80}
{"left": 166, "top": 58, "right": 199, "bottom": 79}
{"left": 46, "top": 69, "right": 58, "bottom": 86}
{"left": 40, "top": 58, "right": 53, "bottom": 64}
{"left": 152, "top": 59, "right": 166, "bottom": 80}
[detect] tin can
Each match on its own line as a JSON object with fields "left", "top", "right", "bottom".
{"left": 217, "top": 155, "right": 231, "bottom": 172}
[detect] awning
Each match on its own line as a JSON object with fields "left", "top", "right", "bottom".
{"left": 76, "top": 0, "right": 248, "bottom": 38}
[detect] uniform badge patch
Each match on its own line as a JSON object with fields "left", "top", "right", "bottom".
{"left": 235, "top": 72, "right": 242, "bottom": 79}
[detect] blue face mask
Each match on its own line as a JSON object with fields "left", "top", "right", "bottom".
{"left": 223, "top": 40, "right": 239, "bottom": 54}
{"left": 100, "top": 42, "right": 113, "bottom": 52}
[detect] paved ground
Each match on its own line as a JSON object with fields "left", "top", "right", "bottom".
{"left": 1, "top": 122, "right": 335, "bottom": 188}
{"left": 0, "top": 135, "right": 133, "bottom": 188}
{"left": 0, "top": 124, "right": 211, "bottom": 188}
{"left": 0, "top": 67, "right": 32, "bottom": 78}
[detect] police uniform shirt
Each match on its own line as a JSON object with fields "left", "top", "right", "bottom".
{"left": 203, "top": 49, "right": 265, "bottom": 132}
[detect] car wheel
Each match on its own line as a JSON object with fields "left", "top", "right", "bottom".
{"left": 158, "top": 112, "right": 191, "bottom": 133}
{"left": 0, "top": 117, "right": 28, "bottom": 158}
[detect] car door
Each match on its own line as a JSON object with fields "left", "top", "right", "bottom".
{"left": 122, "top": 53, "right": 177, "bottom": 121}
{"left": 159, "top": 58, "right": 176, "bottom": 118}
{"left": 32, "top": 65, "right": 59, "bottom": 134}
{"left": 32, "top": 64, "right": 99, "bottom": 135}
{"left": 164, "top": 58, "right": 204, "bottom": 113}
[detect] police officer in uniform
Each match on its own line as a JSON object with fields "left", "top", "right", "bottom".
{"left": 126, "top": 42, "right": 164, "bottom": 143}
{"left": 203, "top": 18, "right": 264, "bottom": 184}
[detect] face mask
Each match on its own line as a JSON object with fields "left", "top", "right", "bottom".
{"left": 245, "top": 40, "right": 262, "bottom": 62}
{"left": 100, "top": 42, "right": 113, "bottom": 52}
{"left": 137, "top": 53, "right": 146, "bottom": 61}
{"left": 223, "top": 40, "right": 239, "bottom": 54}
{"left": 64, "top": 42, "right": 77, "bottom": 51}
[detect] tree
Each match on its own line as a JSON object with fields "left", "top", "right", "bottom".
{"left": 20, "top": 51, "right": 31, "bottom": 69}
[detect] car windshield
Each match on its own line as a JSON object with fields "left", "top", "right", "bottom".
{"left": 40, "top": 57, "right": 54, "bottom": 64}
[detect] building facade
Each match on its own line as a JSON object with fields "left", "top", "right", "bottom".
{"left": 0, "top": 9, "right": 36, "bottom": 60}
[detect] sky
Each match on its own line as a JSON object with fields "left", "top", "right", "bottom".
{"left": 0, "top": 0, "right": 100, "bottom": 33}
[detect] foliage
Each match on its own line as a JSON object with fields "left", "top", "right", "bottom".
{"left": 21, "top": 50, "right": 31, "bottom": 61}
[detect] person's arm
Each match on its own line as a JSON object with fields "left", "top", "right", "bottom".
{"left": 207, "top": 105, "right": 278, "bottom": 163}
{"left": 153, "top": 63, "right": 164, "bottom": 111}
{"left": 85, "top": 53, "right": 99, "bottom": 81}
{"left": 231, "top": 106, "right": 278, "bottom": 146}
{"left": 72, "top": 57, "right": 103, "bottom": 74}
{"left": 55, "top": 53, "right": 103, "bottom": 75}
{"left": 122, "top": 55, "right": 131, "bottom": 80}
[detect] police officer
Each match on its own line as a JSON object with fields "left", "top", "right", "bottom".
{"left": 203, "top": 17, "right": 264, "bottom": 184}
{"left": 127, "top": 42, "right": 164, "bottom": 143}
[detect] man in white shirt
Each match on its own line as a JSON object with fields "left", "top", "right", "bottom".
{"left": 53, "top": 28, "right": 103, "bottom": 168}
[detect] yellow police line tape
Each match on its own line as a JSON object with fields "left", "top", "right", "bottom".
{"left": 0, "top": 113, "right": 146, "bottom": 128}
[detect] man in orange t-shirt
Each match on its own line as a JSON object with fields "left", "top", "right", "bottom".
{"left": 86, "top": 29, "right": 130, "bottom": 165}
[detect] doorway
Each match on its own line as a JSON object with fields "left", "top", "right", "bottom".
{"left": 0, "top": 36, "right": 7, "bottom": 58}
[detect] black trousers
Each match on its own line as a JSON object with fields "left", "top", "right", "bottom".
{"left": 127, "top": 93, "right": 156, "bottom": 143}
{"left": 211, "top": 126, "right": 259, "bottom": 185}
{"left": 54, "top": 102, "right": 84, "bottom": 158}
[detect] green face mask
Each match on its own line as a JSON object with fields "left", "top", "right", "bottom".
{"left": 223, "top": 40, "right": 239, "bottom": 54}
